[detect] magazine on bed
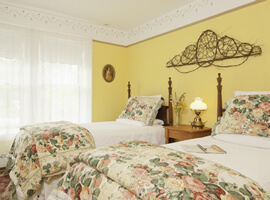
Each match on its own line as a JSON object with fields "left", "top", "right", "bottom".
{"left": 181, "top": 144, "right": 227, "bottom": 154}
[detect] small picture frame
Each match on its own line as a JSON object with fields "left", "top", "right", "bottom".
{"left": 102, "top": 64, "right": 115, "bottom": 83}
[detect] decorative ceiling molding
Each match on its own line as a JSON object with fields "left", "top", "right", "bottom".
{"left": 0, "top": 0, "right": 255, "bottom": 46}
{"left": 127, "top": 0, "right": 256, "bottom": 45}
{"left": 127, "top": 0, "right": 214, "bottom": 44}
{"left": 0, "top": 3, "right": 127, "bottom": 45}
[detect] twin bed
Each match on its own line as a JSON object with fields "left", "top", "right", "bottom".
{"left": 3, "top": 74, "right": 270, "bottom": 199}
{"left": 79, "top": 79, "right": 173, "bottom": 148}
{"left": 80, "top": 78, "right": 173, "bottom": 149}
{"left": 4, "top": 79, "right": 172, "bottom": 200}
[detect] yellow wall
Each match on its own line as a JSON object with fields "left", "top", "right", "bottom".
{"left": 93, "top": 1, "right": 270, "bottom": 127}
{"left": 92, "top": 41, "right": 128, "bottom": 122}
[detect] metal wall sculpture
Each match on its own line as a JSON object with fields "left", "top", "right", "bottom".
{"left": 166, "top": 29, "right": 262, "bottom": 73}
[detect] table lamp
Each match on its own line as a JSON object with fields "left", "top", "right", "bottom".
{"left": 190, "top": 97, "right": 207, "bottom": 129}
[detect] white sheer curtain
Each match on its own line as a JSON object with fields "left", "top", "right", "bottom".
{"left": 0, "top": 24, "right": 92, "bottom": 154}
{"left": 34, "top": 32, "right": 92, "bottom": 124}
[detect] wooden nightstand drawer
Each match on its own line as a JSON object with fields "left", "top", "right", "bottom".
{"left": 164, "top": 125, "right": 211, "bottom": 144}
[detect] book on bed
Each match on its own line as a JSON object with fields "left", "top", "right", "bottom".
{"left": 181, "top": 144, "right": 226, "bottom": 154}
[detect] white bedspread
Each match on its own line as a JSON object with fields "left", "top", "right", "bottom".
{"left": 164, "top": 135, "right": 270, "bottom": 194}
{"left": 80, "top": 121, "right": 165, "bottom": 148}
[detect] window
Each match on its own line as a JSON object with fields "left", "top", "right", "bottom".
{"left": 0, "top": 25, "right": 92, "bottom": 151}
{"left": 0, "top": 58, "right": 21, "bottom": 140}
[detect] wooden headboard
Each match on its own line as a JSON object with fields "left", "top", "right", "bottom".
{"left": 127, "top": 77, "right": 173, "bottom": 126}
{"left": 217, "top": 73, "right": 226, "bottom": 119}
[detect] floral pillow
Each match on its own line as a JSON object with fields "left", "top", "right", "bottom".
{"left": 212, "top": 94, "right": 270, "bottom": 137}
{"left": 118, "top": 95, "right": 164, "bottom": 126}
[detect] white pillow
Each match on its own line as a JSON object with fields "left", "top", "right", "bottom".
{"left": 116, "top": 118, "right": 146, "bottom": 126}
{"left": 234, "top": 91, "right": 270, "bottom": 96}
{"left": 153, "top": 119, "right": 164, "bottom": 126}
{"left": 116, "top": 118, "right": 164, "bottom": 126}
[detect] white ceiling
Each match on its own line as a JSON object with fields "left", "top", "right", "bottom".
{"left": 2, "top": 0, "right": 196, "bottom": 31}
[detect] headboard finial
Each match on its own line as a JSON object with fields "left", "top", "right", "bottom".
{"left": 168, "top": 77, "right": 172, "bottom": 93}
{"left": 128, "top": 81, "right": 131, "bottom": 98}
{"left": 217, "top": 73, "right": 221, "bottom": 84}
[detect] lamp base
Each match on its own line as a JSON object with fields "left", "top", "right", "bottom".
{"left": 190, "top": 110, "right": 205, "bottom": 129}
{"left": 190, "top": 121, "right": 205, "bottom": 129}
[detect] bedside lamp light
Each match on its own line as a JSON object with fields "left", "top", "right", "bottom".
{"left": 190, "top": 97, "right": 207, "bottom": 129}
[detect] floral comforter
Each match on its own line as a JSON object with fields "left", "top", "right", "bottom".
{"left": 7, "top": 121, "right": 95, "bottom": 199}
{"left": 48, "top": 140, "right": 270, "bottom": 200}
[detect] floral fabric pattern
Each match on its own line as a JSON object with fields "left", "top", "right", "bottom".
{"left": 49, "top": 140, "right": 270, "bottom": 200}
{"left": 7, "top": 121, "right": 95, "bottom": 199}
{"left": 212, "top": 94, "right": 270, "bottom": 137}
{"left": 118, "top": 95, "right": 164, "bottom": 126}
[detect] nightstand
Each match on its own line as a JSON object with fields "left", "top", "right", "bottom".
{"left": 164, "top": 125, "right": 211, "bottom": 144}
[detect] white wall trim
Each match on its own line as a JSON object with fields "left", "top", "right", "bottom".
{"left": 0, "top": 0, "right": 255, "bottom": 46}
{"left": 126, "top": 0, "right": 255, "bottom": 45}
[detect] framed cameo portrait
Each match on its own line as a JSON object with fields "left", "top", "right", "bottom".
{"left": 102, "top": 64, "right": 115, "bottom": 82}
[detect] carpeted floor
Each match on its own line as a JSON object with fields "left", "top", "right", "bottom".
{"left": 0, "top": 169, "right": 11, "bottom": 195}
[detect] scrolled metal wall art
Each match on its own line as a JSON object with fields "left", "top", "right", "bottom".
{"left": 166, "top": 29, "right": 262, "bottom": 73}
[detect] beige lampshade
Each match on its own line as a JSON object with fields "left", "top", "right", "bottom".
{"left": 190, "top": 97, "right": 207, "bottom": 110}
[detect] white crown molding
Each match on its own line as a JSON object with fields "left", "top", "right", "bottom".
{"left": 0, "top": 0, "right": 255, "bottom": 46}
{"left": 0, "top": 3, "right": 128, "bottom": 45}
{"left": 126, "top": 0, "right": 256, "bottom": 45}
